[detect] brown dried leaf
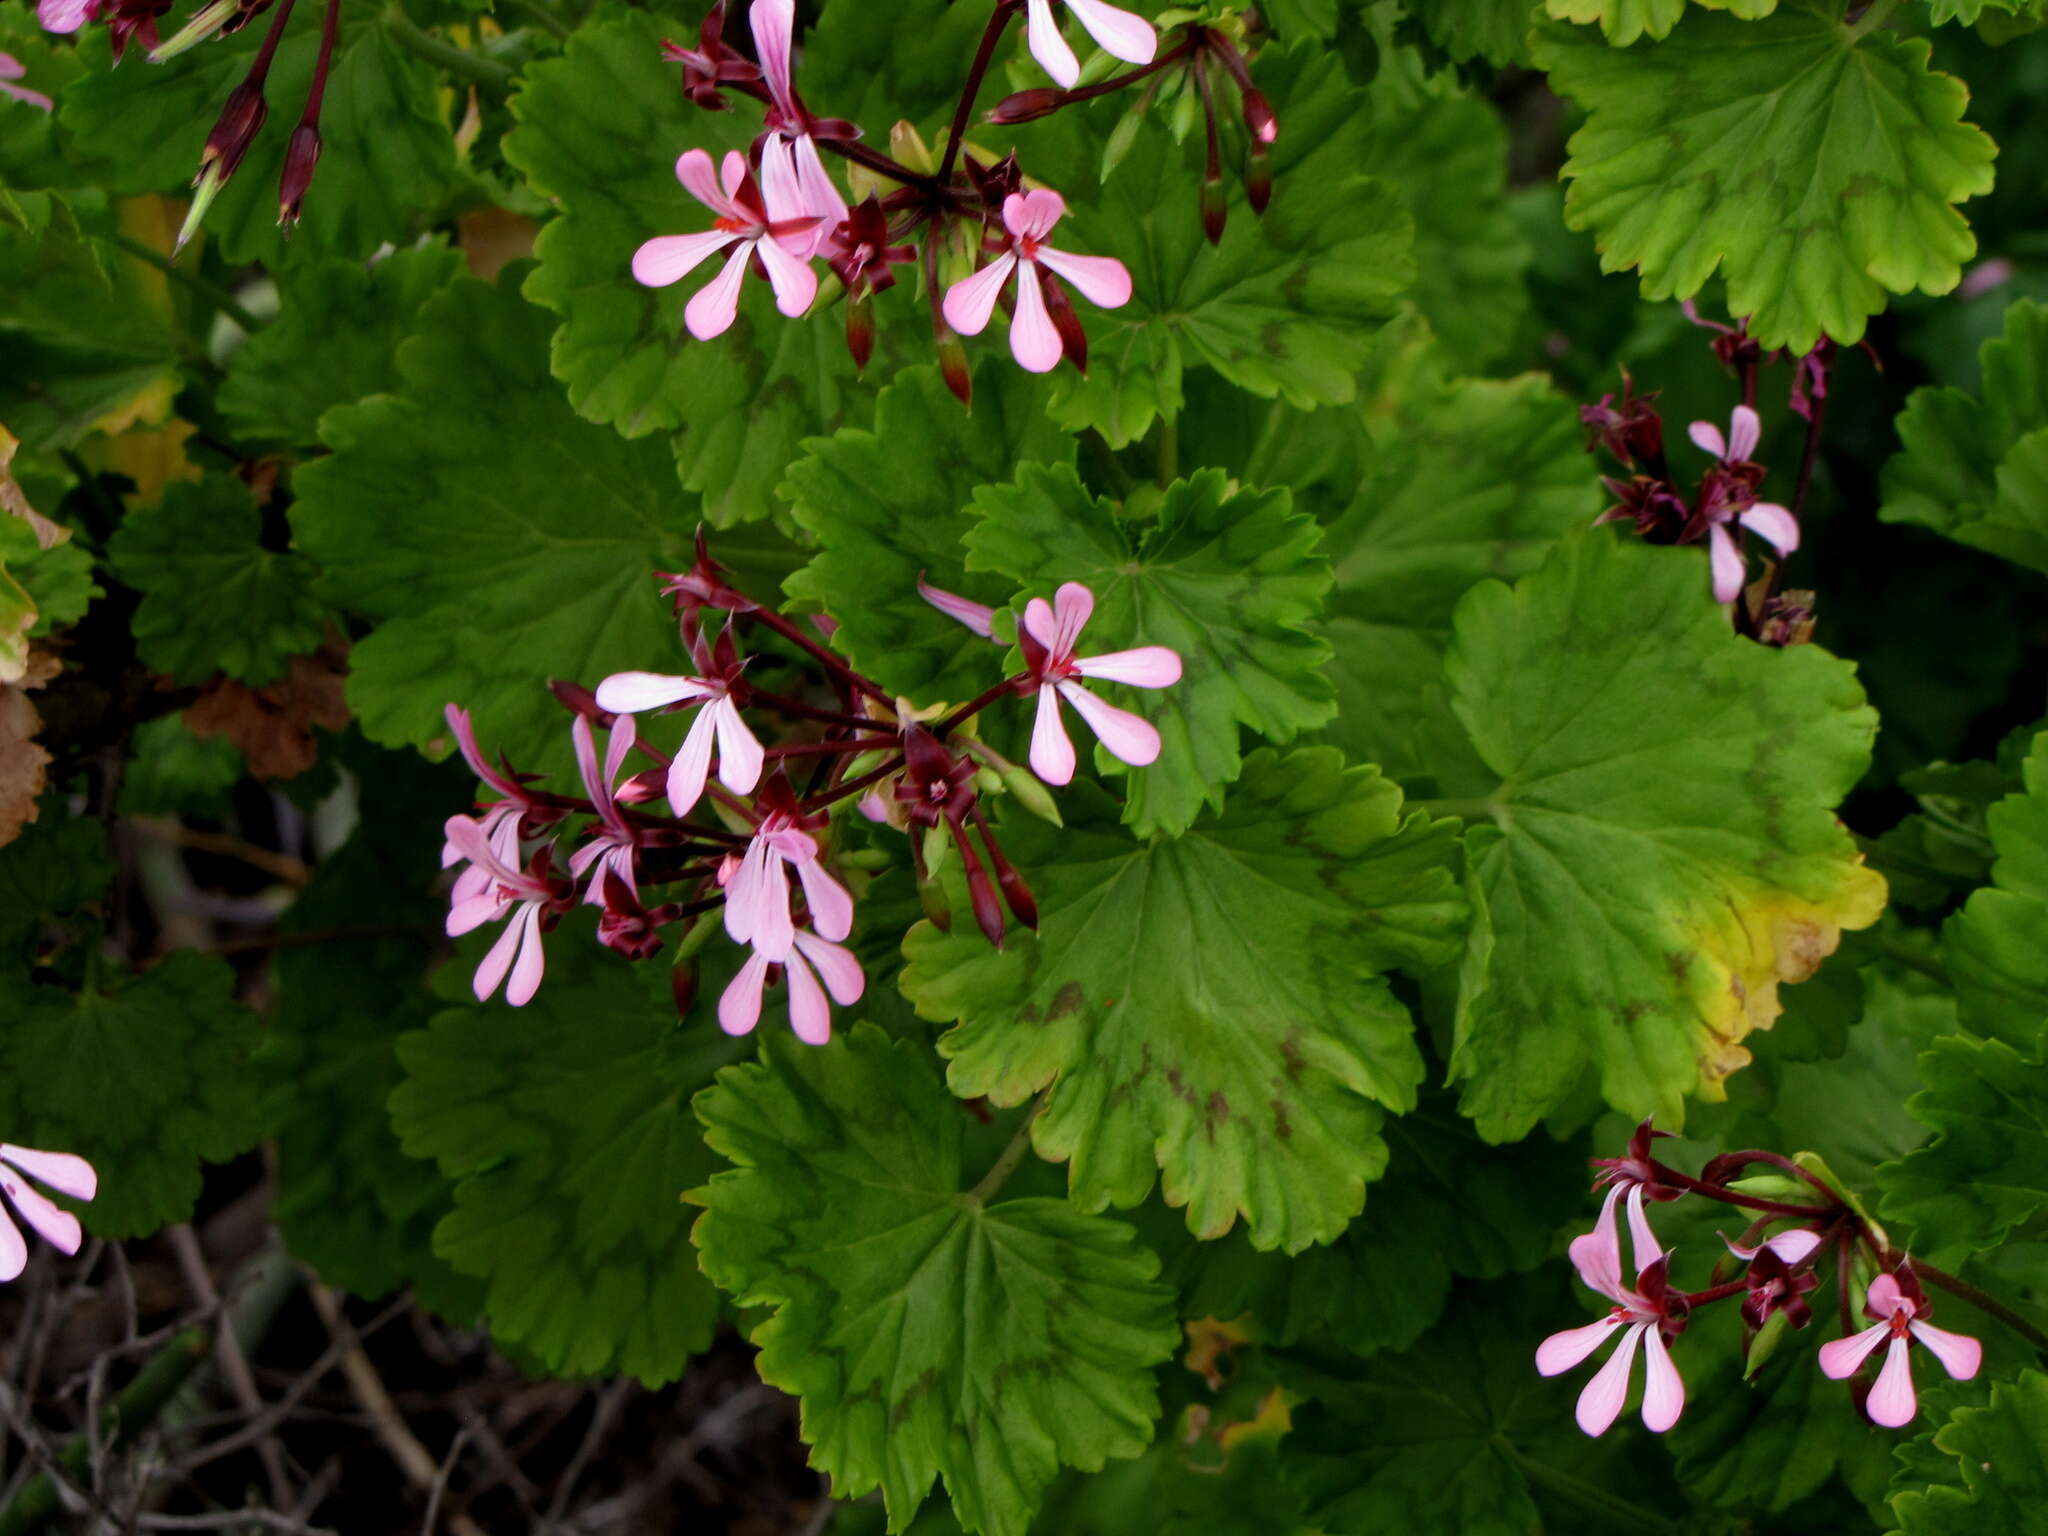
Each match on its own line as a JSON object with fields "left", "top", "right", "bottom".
{"left": 183, "top": 643, "right": 349, "bottom": 780}
{"left": 0, "top": 425, "right": 70, "bottom": 552}
{"left": 0, "top": 650, "right": 60, "bottom": 848}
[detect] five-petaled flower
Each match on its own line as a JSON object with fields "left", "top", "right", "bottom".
{"left": 1725, "top": 1228, "right": 1824, "bottom": 1331}
{"left": 1688, "top": 405, "right": 1800, "bottom": 604}
{"left": 750, "top": 0, "right": 848, "bottom": 255}
{"left": 594, "top": 668, "right": 765, "bottom": 818}
{"left": 1022, "top": 0, "right": 1157, "bottom": 90}
{"left": 0, "top": 1143, "right": 96, "bottom": 1279}
{"left": 1818, "top": 1269, "right": 1981, "bottom": 1428}
{"left": 941, "top": 190, "right": 1132, "bottom": 374}
{"left": 632, "top": 143, "right": 821, "bottom": 341}
{"left": 1016, "top": 583, "right": 1179, "bottom": 786}
{"left": 567, "top": 713, "right": 645, "bottom": 905}
{"left": 1536, "top": 1184, "right": 1688, "bottom": 1436}
{"left": 443, "top": 815, "right": 571, "bottom": 1007}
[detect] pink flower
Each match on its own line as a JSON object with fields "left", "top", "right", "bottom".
{"left": 1017, "top": 582, "right": 1179, "bottom": 786}
{"left": 34, "top": 0, "right": 96, "bottom": 33}
{"left": 941, "top": 190, "right": 1132, "bottom": 373}
{"left": 0, "top": 53, "right": 53, "bottom": 111}
{"left": 1818, "top": 1270, "right": 1980, "bottom": 1428}
{"left": 1724, "top": 1228, "right": 1824, "bottom": 1331}
{"left": 0, "top": 1143, "right": 96, "bottom": 1279}
{"left": 718, "top": 929, "right": 865, "bottom": 1045}
{"left": 1687, "top": 405, "right": 1799, "bottom": 604}
{"left": 443, "top": 815, "right": 568, "bottom": 1007}
{"left": 592, "top": 670, "right": 764, "bottom": 817}
{"left": 723, "top": 798, "right": 854, "bottom": 954}
{"left": 916, "top": 573, "right": 995, "bottom": 638}
{"left": 568, "top": 713, "right": 642, "bottom": 905}
{"left": 1023, "top": 0, "right": 1157, "bottom": 90}
{"left": 631, "top": 143, "right": 820, "bottom": 341}
{"left": 750, "top": 0, "right": 848, "bottom": 253}
{"left": 1536, "top": 1185, "right": 1687, "bottom": 1436}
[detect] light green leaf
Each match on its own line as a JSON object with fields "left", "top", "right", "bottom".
{"left": 965, "top": 466, "right": 1334, "bottom": 836}
{"left": 1535, "top": 2, "right": 1996, "bottom": 352}
{"left": 1893, "top": 1372, "right": 2048, "bottom": 1534}
{"left": 903, "top": 749, "right": 1466, "bottom": 1252}
{"left": 1416, "top": 0, "right": 1538, "bottom": 65}
{"left": 691, "top": 1023, "right": 1179, "bottom": 1536}
{"left": 1945, "top": 731, "right": 2048, "bottom": 1045}
{"left": 1444, "top": 535, "right": 1888, "bottom": 1141}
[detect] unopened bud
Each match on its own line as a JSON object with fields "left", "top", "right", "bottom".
{"left": 1241, "top": 89, "right": 1277, "bottom": 146}
{"left": 988, "top": 87, "right": 1064, "bottom": 125}
{"left": 1744, "top": 1307, "right": 1792, "bottom": 1380}
{"left": 201, "top": 79, "right": 269, "bottom": 177}
{"left": 1100, "top": 102, "right": 1146, "bottom": 181}
{"left": 996, "top": 762, "right": 1062, "bottom": 826}
{"left": 277, "top": 121, "right": 321, "bottom": 227}
{"left": 1245, "top": 146, "right": 1272, "bottom": 215}
{"left": 937, "top": 331, "right": 972, "bottom": 409}
{"left": 1201, "top": 178, "right": 1227, "bottom": 245}
{"left": 844, "top": 295, "right": 874, "bottom": 372}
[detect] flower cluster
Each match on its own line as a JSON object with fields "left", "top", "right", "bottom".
{"left": 1537, "top": 1121, "right": 1985, "bottom": 1435}
{"left": 636, "top": 0, "right": 1280, "bottom": 397}
{"left": 0, "top": 1142, "right": 98, "bottom": 1280}
{"left": 439, "top": 534, "right": 1179, "bottom": 1044}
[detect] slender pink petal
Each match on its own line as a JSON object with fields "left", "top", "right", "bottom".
{"left": 632, "top": 229, "right": 740, "bottom": 289}
{"left": 797, "top": 858, "right": 854, "bottom": 942}
{"left": 1567, "top": 1187, "right": 1629, "bottom": 1305}
{"left": 1739, "top": 502, "right": 1799, "bottom": 556}
{"left": 858, "top": 790, "right": 889, "bottom": 822}
{"left": 1536, "top": 1314, "right": 1625, "bottom": 1376}
{"left": 1035, "top": 245, "right": 1132, "bottom": 310}
{"left": 1688, "top": 419, "right": 1728, "bottom": 460}
{"left": 1866, "top": 1336, "right": 1918, "bottom": 1427}
{"left": 686, "top": 242, "right": 754, "bottom": 341}
{"left": 602, "top": 717, "right": 634, "bottom": 789}
{"left": 0, "top": 1208, "right": 24, "bottom": 1282}
{"left": 722, "top": 837, "right": 789, "bottom": 950}
{"left": 504, "top": 905, "right": 547, "bottom": 1006}
{"left": 571, "top": 714, "right": 603, "bottom": 801}
{"left": 1866, "top": 1273, "right": 1907, "bottom": 1316}
{"left": 794, "top": 930, "right": 865, "bottom": 1004}
{"left": 918, "top": 576, "right": 997, "bottom": 637}
{"left": 1004, "top": 188, "right": 1067, "bottom": 243}
{"left": 35, "top": 0, "right": 93, "bottom": 33}
{"left": 1065, "top": 0, "right": 1157, "bottom": 63}
{"left": 1708, "top": 523, "right": 1746, "bottom": 603}
{"left": 1575, "top": 1323, "right": 1643, "bottom": 1437}
{"left": 0, "top": 72, "right": 53, "bottom": 112}
{"left": 1022, "top": 594, "right": 1060, "bottom": 655}
{"left": 0, "top": 1170, "right": 80, "bottom": 1255}
{"left": 711, "top": 697, "right": 765, "bottom": 793}
{"left": 472, "top": 910, "right": 527, "bottom": 1002}
{"left": 943, "top": 252, "right": 1018, "bottom": 338}
{"left": 1024, "top": 0, "right": 1079, "bottom": 87}
{"left": 756, "top": 134, "right": 810, "bottom": 228}
{"left": 1007, "top": 266, "right": 1062, "bottom": 372}
{"left": 668, "top": 706, "right": 718, "bottom": 816}
{"left": 1766, "top": 1228, "right": 1823, "bottom": 1264}
{"left": 719, "top": 952, "right": 774, "bottom": 1036}
{"left": 718, "top": 149, "right": 750, "bottom": 206}
{"left": 1049, "top": 582, "right": 1093, "bottom": 654}
{"left": 0, "top": 1147, "right": 94, "bottom": 1203}
{"left": 1639, "top": 1329, "right": 1684, "bottom": 1431}
{"left": 1624, "top": 1185, "right": 1663, "bottom": 1279}
{"left": 1910, "top": 1321, "right": 1982, "bottom": 1381}
{"left": 594, "top": 672, "right": 716, "bottom": 713}
{"left": 756, "top": 230, "right": 819, "bottom": 317}
{"left": 749, "top": 0, "right": 797, "bottom": 117}
{"left": 1818, "top": 1320, "right": 1891, "bottom": 1379}
{"left": 676, "top": 148, "right": 736, "bottom": 217}
{"left": 784, "top": 951, "right": 832, "bottom": 1044}
{"left": 791, "top": 134, "right": 848, "bottom": 242}
{"left": 1059, "top": 680, "right": 1161, "bottom": 767}
{"left": 448, "top": 891, "right": 508, "bottom": 938}
{"left": 1029, "top": 684, "right": 1076, "bottom": 785}
{"left": 1074, "top": 645, "right": 1180, "bottom": 687}
{"left": 1727, "top": 404, "right": 1761, "bottom": 462}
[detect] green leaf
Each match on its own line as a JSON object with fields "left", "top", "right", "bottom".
{"left": 61, "top": 1, "right": 462, "bottom": 266}
{"left": 216, "top": 244, "right": 467, "bottom": 448}
{"left": 114, "top": 717, "right": 243, "bottom": 820}
{"left": 903, "top": 749, "right": 1466, "bottom": 1252}
{"left": 503, "top": 11, "right": 865, "bottom": 525}
{"left": 1893, "top": 1372, "right": 2048, "bottom": 1534}
{"left": 0, "top": 952, "right": 265, "bottom": 1238}
{"left": 390, "top": 921, "right": 743, "bottom": 1385}
{"left": 1946, "top": 731, "right": 2048, "bottom": 1045}
{"left": 291, "top": 273, "right": 693, "bottom": 773}
{"left": 965, "top": 466, "right": 1334, "bottom": 836}
{"left": 781, "top": 364, "right": 1073, "bottom": 703}
{"left": 1924, "top": 0, "right": 2046, "bottom": 24}
{"left": 1882, "top": 1033, "right": 2048, "bottom": 1262}
{"left": 1545, "top": 0, "right": 1687, "bottom": 45}
{"left": 1881, "top": 301, "right": 2048, "bottom": 576}
{"left": 108, "top": 476, "right": 328, "bottom": 685}
{"left": 1319, "top": 375, "right": 1600, "bottom": 784}
{"left": 1534, "top": 2, "right": 1996, "bottom": 352}
{"left": 1444, "top": 535, "right": 1888, "bottom": 1141}
{"left": 0, "top": 510, "right": 98, "bottom": 637}
{"left": 691, "top": 1023, "right": 1180, "bottom": 1536}
{"left": 0, "top": 810, "right": 113, "bottom": 953}
{"left": 1414, "top": 0, "right": 1538, "bottom": 65}
{"left": 1013, "top": 43, "right": 1414, "bottom": 447}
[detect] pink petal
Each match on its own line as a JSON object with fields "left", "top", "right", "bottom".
{"left": 1065, "top": 0, "right": 1158, "bottom": 63}
{"left": 1866, "top": 1272, "right": 1907, "bottom": 1317}
{"left": 447, "top": 891, "right": 509, "bottom": 938}
{"left": 1024, "top": 0, "right": 1079, "bottom": 87}
{"left": 1567, "top": 1187, "right": 1628, "bottom": 1305}
{"left": 472, "top": 911, "right": 526, "bottom": 1002}
{"left": 1726, "top": 404, "right": 1761, "bottom": 463}
{"left": 35, "top": 0, "right": 94, "bottom": 33}
{"left": 1639, "top": 1329, "right": 1684, "bottom": 1432}
{"left": 1034, "top": 245, "right": 1133, "bottom": 310}
{"left": 0, "top": 76, "right": 54, "bottom": 112}
{"left": 1624, "top": 1184, "right": 1663, "bottom": 1280}
{"left": 756, "top": 228, "right": 819, "bottom": 318}
{"left": 685, "top": 242, "right": 754, "bottom": 341}
{"left": 1909, "top": 1321, "right": 1982, "bottom": 1381}
{"left": 1021, "top": 595, "right": 1060, "bottom": 655}
{"left": 711, "top": 696, "right": 764, "bottom": 794}
{"left": 749, "top": 0, "right": 797, "bottom": 118}
{"left": 718, "top": 952, "right": 774, "bottom": 1037}
{"left": 942, "top": 252, "right": 1018, "bottom": 338}
{"left": 602, "top": 717, "right": 635, "bottom": 788}
{"left": 1688, "top": 419, "right": 1728, "bottom": 460}
{"left": 718, "top": 149, "right": 750, "bottom": 206}
{"left": 783, "top": 951, "right": 833, "bottom": 1045}
{"left": 1739, "top": 502, "right": 1799, "bottom": 556}
{"left": 791, "top": 134, "right": 848, "bottom": 244}
{"left": 632, "top": 229, "right": 740, "bottom": 289}
{"left": 0, "top": 1207, "right": 24, "bottom": 1282}
{"left": 1708, "top": 522, "right": 1746, "bottom": 604}
{"left": 857, "top": 790, "right": 889, "bottom": 822}
{"left": 1007, "top": 266, "right": 1063, "bottom": 372}
{"left": 721, "top": 836, "right": 788, "bottom": 950}
{"left": 1049, "top": 581, "right": 1093, "bottom": 654}
{"left": 1818, "top": 1320, "right": 1891, "bottom": 1379}
{"left": 676, "top": 148, "right": 735, "bottom": 218}
{"left": 797, "top": 858, "right": 855, "bottom": 943}
{"left": 1058, "top": 680, "right": 1161, "bottom": 767}
{"left": 1004, "top": 188, "right": 1068, "bottom": 243}
{"left": 0, "top": 1146, "right": 95, "bottom": 1203}
{"left": 0, "top": 1170, "right": 81, "bottom": 1256}
{"left": 756, "top": 134, "right": 811, "bottom": 230}
{"left": 593, "top": 672, "right": 716, "bottom": 713}
{"left": 571, "top": 714, "right": 603, "bottom": 801}
{"left": 1536, "top": 1314, "right": 1625, "bottom": 1376}
{"left": 668, "top": 706, "right": 718, "bottom": 816}
{"left": 794, "top": 930, "right": 865, "bottom": 1004}
{"left": 504, "top": 905, "right": 548, "bottom": 1007}
{"left": 918, "top": 575, "right": 997, "bottom": 638}
{"left": 1074, "top": 645, "right": 1181, "bottom": 688}
{"left": 1029, "top": 684, "right": 1076, "bottom": 785}
{"left": 1766, "top": 1228, "right": 1823, "bottom": 1265}
{"left": 1574, "top": 1323, "right": 1643, "bottom": 1437}
{"left": 1866, "top": 1335, "right": 1918, "bottom": 1427}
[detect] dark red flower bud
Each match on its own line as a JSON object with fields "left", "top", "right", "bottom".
{"left": 1201, "top": 178, "right": 1227, "bottom": 246}
{"left": 277, "top": 121, "right": 321, "bottom": 226}
{"left": 989, "top": 87, "right": 1066, "bottom": 124}
{"left": 1245, "top": 147, "right": 1272, "bottom": 215}
{"left": 1241, "top": 88, "right": 1277, "bottom": 145}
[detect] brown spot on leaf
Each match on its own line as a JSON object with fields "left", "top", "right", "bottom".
{"left": 1205, "top": 1091, "right": 1230, "bottom": 1139}
{"left": 1271, "top": 1096, "right": 1292, "bottom": 1141}
{"left": 184, "top": 640, "right": 349, "bottom": 780}
{"left": 1046, "top": 981, "right": 1085, "bottom": 1021}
